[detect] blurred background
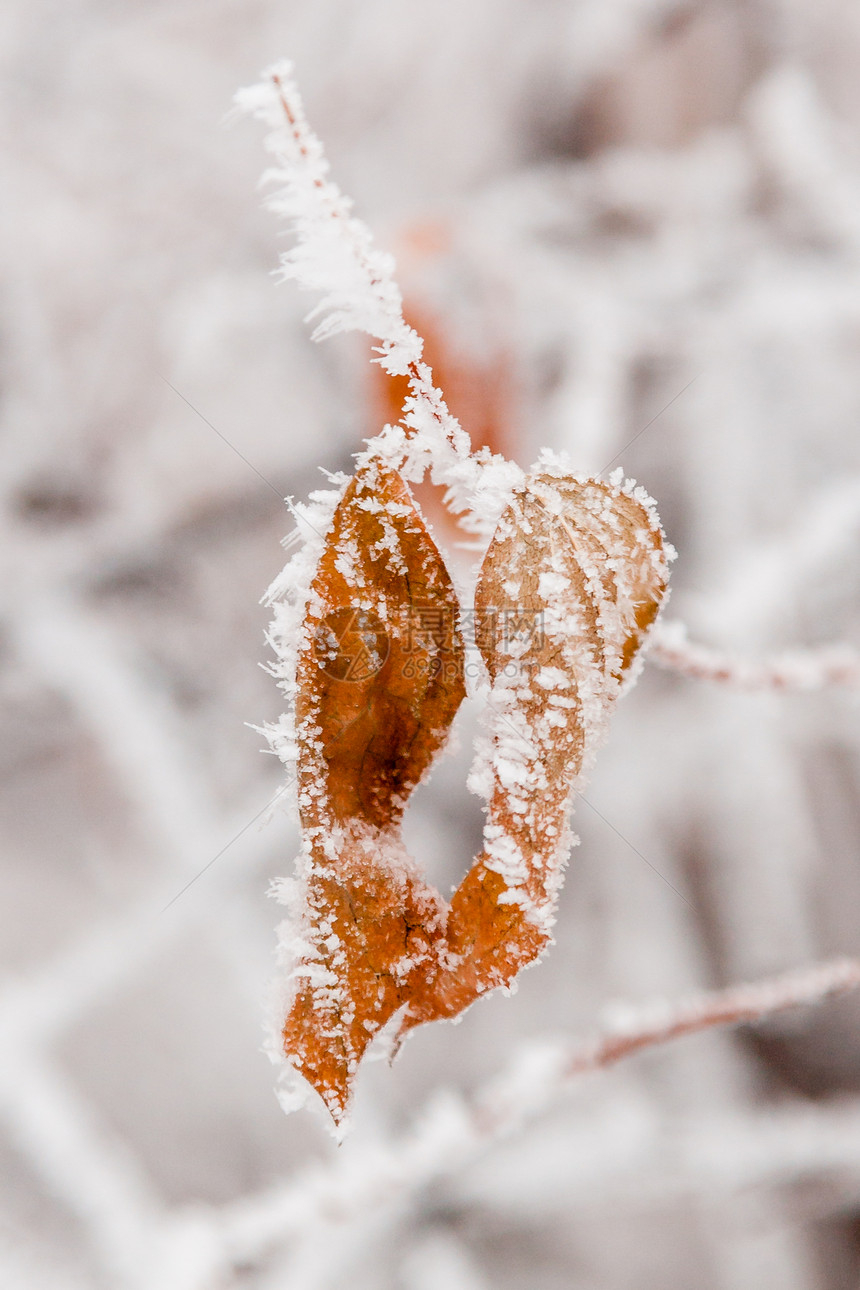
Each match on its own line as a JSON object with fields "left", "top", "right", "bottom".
{"left": 3, "top": 1, "right": 860, "bottom": 1286}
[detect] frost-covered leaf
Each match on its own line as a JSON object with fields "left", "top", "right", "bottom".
{"left": 284, "top": 459, "right": 465, "bottom": 1122}
{"left": 400, "top": 468, "right": 670, "bottom": 1033}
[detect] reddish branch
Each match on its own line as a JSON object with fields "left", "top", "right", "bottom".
{"left": 215, "top": 957, "right": 860, "bottom": 1268}
{"left": 650, "top": 621, "right": 860, "bottom": 690}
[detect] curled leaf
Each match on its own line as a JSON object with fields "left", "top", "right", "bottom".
{"left": 400, "top": 468, "right": 670, "bottom": 1032}
{"left": 284, "top": 459, "right": 465, "bottom": 1121}
{"left": 277, "top": 459, "right": 669, "bottom": 1122}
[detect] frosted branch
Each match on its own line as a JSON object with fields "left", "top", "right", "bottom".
{"left": 472, "top": 957, "right": 860, "bottom": 1132}
{"left": 235, "top": 61, "right": 518, "bottom": 523}
{"left": 210, "top": 958, "right": 860, "bottom": 1272}
{"left": 650, "top": 620, "right": 860, "bottom": 691}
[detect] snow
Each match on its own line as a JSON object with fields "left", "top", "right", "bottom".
{"left": 9, "top": 5, "right": 860, "bottom": 1286}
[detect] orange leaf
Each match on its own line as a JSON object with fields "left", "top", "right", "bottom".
{"left": 284, "top": 459, "right": 465, "bottom": 1122}
{"left": 400, "top": 469, "right": 670, "bottom": 1033}
{"left": 279, "top": 462, "right": 668, "bottom": 1123}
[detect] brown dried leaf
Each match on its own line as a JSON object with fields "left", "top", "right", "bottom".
{"left": 284, "top": 459, "right": 465, "bottom": 1121}
{"left": 281, "top": 461, "right": 669, "bottom": 1120}
{"left": 400, "top": 470, "right": 669, "bottom": 1032}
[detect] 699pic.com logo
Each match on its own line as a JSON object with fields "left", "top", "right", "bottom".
{"left": 312, "top": 608, "right": 390, "bottom": 682}
{"left": 311, "top": 604, "right": 547, "bottom": 683}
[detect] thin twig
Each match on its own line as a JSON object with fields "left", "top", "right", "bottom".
{"left": 209, "top": 958, "right": 860, "bottom": 1269}
{"left": 236, "top": 62, "right": 520, "bottom": 527}
{"left": 650, "top": 620, "right": 860, "bottom": 690}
